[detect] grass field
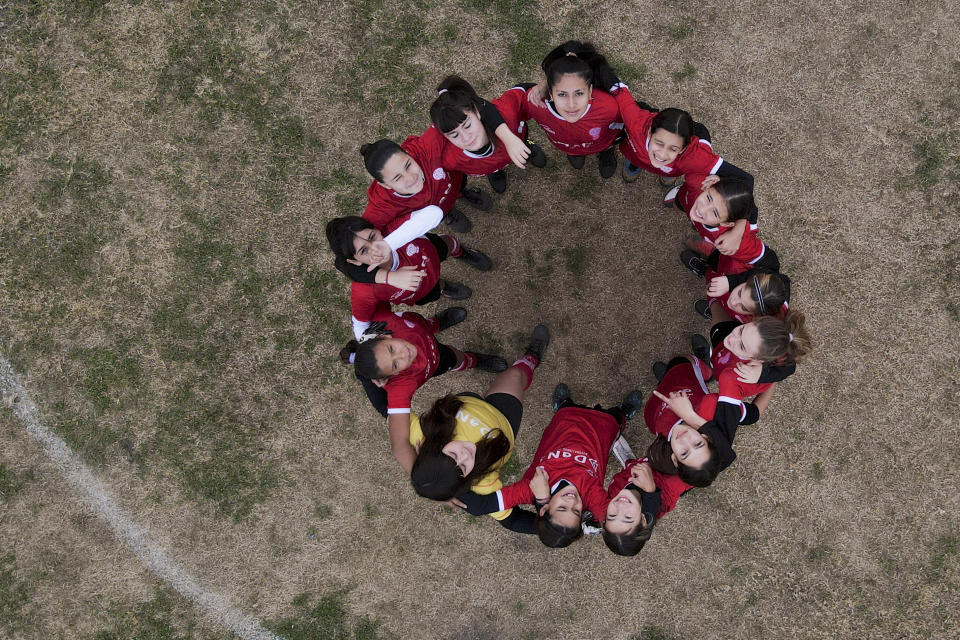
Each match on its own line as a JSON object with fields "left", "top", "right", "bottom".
{"left": 1, "top": 0, "right": 959, "bottom": 638}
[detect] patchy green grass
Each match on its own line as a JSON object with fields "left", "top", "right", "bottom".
{"left": 563, "top": 245, "right": 589, "bottom": 278}
{"left": 71, "top": 346, "right": 142, "bottom": 413}
{"left": 52, "top": 402, "right": 120, "bottom": 467}
{"left": 0, "top": 553, "right": 30, "bottom": 634}
{"left": 634, "top": 626, "right": 684, "bottom": 640}
{"left": 463, "top": 0, "right": 553, "bottom": 76}
{"left": 93, "top": 589, "right": 212, "bottom": 640}
{"left": 466, "top": 327, "right": 504, "bottom": 357}
{"left": 0, "top": 463, "right": 26, "bottom": 501}
{"left": 267, "top": 590, "right": 384, "bottom": 640}
{"left": 668, "top": 24, "right": 695, "bottom": 40}
{"left": 672, "top": 62, "right": 697, "bottom": 82}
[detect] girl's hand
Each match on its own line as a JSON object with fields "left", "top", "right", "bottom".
{"left": 365, "top": 239, "right": 392, "bottom": 268}
{"left": 652, "top": 389, "right": 696, "bottom": 419}
{"left": 370, "top": 378, "right": 388, "bottom": 388}
{"left": 706, "top": 276, "right": 730, "bottom": 297}
{"left": 526, "top": 82, "right": 548, "bottom": 108}
{"left": 387, "top": 266, "right": 425, "bottom": 292}
{"left": 529, "top": 465, "right": 550, "bottom": 501}
{"left": 715, "top": 221, "right": 746, "bottom": 256}
{"left": 503, "top": 134, "right": 531, "bottom": 169}
{"left": 441, "top": 497, "right": 466, "bottom": 509}
{"left": 699, "top": 174, "right": 721, "bottom": 190}
{"left": 735, "top": 360, "right": 763, "bottom": 384}
{"left": 630, "top": 462, "right": 656, "bottom": 492}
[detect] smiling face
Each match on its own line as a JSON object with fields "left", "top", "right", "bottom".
{"left": 550, "top": 73, "right": 592, "bottom": 122}
{"left": 689, "top": 186, "right": 732, "bottom": 227}
{"left": 541, "top": 483, "right": 582, "bottom": 528}
{"left": 347, "top": 228, "right": 385, "bottom": 267}
{"left": 441, "top": 440, "right": 476, "bottom": 477}
{"left": 441, "top": 108, "right": 490, "bottom": 152}
{"left": 670, "top": 422, "right": 712, "bottom": 469}
{"left": 604, "top": 487, "right": 645, "bottom": 535}
{"left": 728, "top": 282, "right": 758, "bottom": 316}
{"left": 723, "top": 322, "right": 764, "bottom": 360}
{"left": 377, "top": 150, "right": 424, "bottom": 195}
{"left": 647, "top": 128, "right": 686, "bottom": 168}
{"left": 372, "top": 338, "right": 417, "bottom": 377}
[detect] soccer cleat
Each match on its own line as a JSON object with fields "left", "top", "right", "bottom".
{"left": 487, "top": 170, "right": 507, "bottom": 194}
{"left": 552, "top": 382, "right": 572, "bottom": 412}
{"left": 567, "top": 154, "right": 585, "bottom": 170}
{"left": 433, "top": 307, "right": 467, "bottom": 331}
{"left": 524, "top": 324, "right": 550, "bottom": 361}
{"left": 528, "top": 143, "right": 547, "bottom": 168}
{"left": 455, "top": 247, "right": 492, "bottom": 271}
{"left": 658, "top": 174, "right": 681, "bottom": 187}
{"left": 443, "top": 207, "right": 472, "bottom": 233}
{"left": 691, "top": 334, "right": 711, "bottom": 363}
{"left": 680, "top": 249, "right": 708, "bottom": 278}
{"left": 598, "top": 148, "right": 617, "bottom": 179}
{"left": 620, "top": 389, "right": 643, "bottom": 421}
{"left": 458, "top": 186, "right": 493, "bottom": 211}
{"left": 663, "top": 185, "right": 681, "bottom": 207}
{"left": 652, "top": 361, "right": 668, "bottom": 383}
{"left": 621, "top": 160, "right": 643, "bottom": 183}
{"left": 439, "top": 281, "right": 471, "bottom": 300}
{"left": 475, "top": 353, "right": 508, "bottom": 373}
{"left": 610, "top": 435, "right": 637, "bottom": 468}
{"left": 694, "top": 299, "right": 712, "bottom": 320}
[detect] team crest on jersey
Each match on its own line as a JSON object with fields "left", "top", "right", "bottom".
{"left": 405, "top": 244, "right": 419, "bottom": 257}
{"left": 588, "top": 127, "right": 602, "bottom": 140}
{"left": 432, "top": 167, "right": 446, "bottom": 181}
{"left": 718, "top": 351, "right": 732, "bottom": 365}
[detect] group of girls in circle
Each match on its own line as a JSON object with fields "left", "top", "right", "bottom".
{"left": 324, "top": 38, "right": 813, "bottom": 555}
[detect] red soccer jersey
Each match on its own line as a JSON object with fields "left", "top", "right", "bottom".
{"left": 643, "top": 357, "right": 716, "bottom": 439}
{"left": 349, "top": 237, "right": 442, "bottom": 323}
{"left": 363, "top": 127, "right": 464, "bottom": 234}
{"left": 440, "top": 88, "right": 529, "bottom": 177}
{"left": 612, "top": 88, "right": 723, "bottom": 178}
{"left": 711, "top": 342, "right": 774, "bottom": 402}
{"left": 495, "top": 406, "right": 621, "bottom": 518}
{"left": 607, "top": 458, "right": 690, "bottom": 519}
{"left": 678, "top": 174, "right": 759, "bottom": 233}
{"left": 520, "top": 86, "right": 624, "bottom": 156}
{"left": 371, "top": 307, "right": 441, "bottom": 415}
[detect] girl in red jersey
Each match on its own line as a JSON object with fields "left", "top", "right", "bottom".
{"left": 340, "top": 305, "right": 507, "bottom": 473}
{"left": 325, "top": 213, "right": 492, "bottom": 339}
{"left": 697, "top": 266, "right": 791, "bottom": 323}
{"left": 602, "top": 356, "right": 773, "bottom": 555}
{"left": 430, "top": 75, "right": 548, "bottom": 194}
{"left": 458, "top": 384, "right": 643, "bottom": 547}
{"left": 521, "top": 40, "right": 625, "bottom": 179}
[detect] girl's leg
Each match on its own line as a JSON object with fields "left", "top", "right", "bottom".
{"left": 484, "top": 367, "right": 529, "bottom": 402}
{"left": 711, "top": 300, "right": 734, "bottom": 327}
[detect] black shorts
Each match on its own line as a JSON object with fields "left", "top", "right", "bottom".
{"left": 460, "top": 391, "right": 524, "bottom": 437}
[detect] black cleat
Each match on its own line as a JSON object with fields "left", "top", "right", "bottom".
{"left": 552, "top": 382, "right": 572, "bottom": 412}
{"left": 487, "top": 170, "right": 507, "bottom": 194}
{"left": 620, "top": 389, "right": 643, "bottom": 420}
{"left": 475, "top": 353, "right": 508, "bottom": 373}
{"left": 691, "top": 334, "right": 711, "bottom": 363}
{"left": 459, "top": 186, "right": 493, "bottom": 211}
{"left": 455, "top": 247, "right": 492, "bottom": 271}
{"left": 433, "top": 307, "right": 467, "bottom": 331}
{"left": 598, "top": 148, "right": 617, "bottom": 179}
{"left": 440, "top": 281, "right": 472, "bottom": 300}
{"left": 524, "top": 324, "right": 550, "bottom": 361}
{"left": 652, "top": 361, "right": 668, "bottom": 383}
{"left": 694, "top": 299, "right": 712, "bottom": 320}
{"left": 567, "top": 154, "right": 585, "bottom": 170}
{"left": 528, "top": 143, "right": 547, "bottom": 168}
{"left": 443, "top": 207, "right": 472, "bottom": 233}
{"left": 680, "top": 249, "right": 708, "bottom": 278}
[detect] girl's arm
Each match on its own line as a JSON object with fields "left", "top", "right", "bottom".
{"left": 715, "top": 219, "right": 747, "bottom": 256}
{"left": 496, "top": 508, "right": 537, "bottom": 534}
{"left": 382, "top": 205, "right": 444, "bottom": 250}
{"left": 740, "top": 384, "right": 776, "bottom": 424}
{"left": 652, "top": 390, "right": 707, "bottom": 428}
{"left": 388, "top": 413, "right": 416, "bottom": 474}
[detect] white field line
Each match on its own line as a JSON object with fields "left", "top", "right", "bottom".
{"left": 0, "top": 357, "right": 283, "bottom": 640}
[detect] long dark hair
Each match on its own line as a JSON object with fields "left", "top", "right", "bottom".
{"left": 712, "top": 178, "right": 756, "bottom": 222}
{"left": 429, "top": 75, "right": 493, "bottom": 139}
{"left": 325, "top": 216, "right": 374, "bottom": 270}
{"left": 541, "top": 40, "right": 613, "bottom": 94}
{"left": 536, "top": 510, "right": 582, "bottom": 548}
{"left": 340, "top": 336, "right": 388, "bottom": 380}
{"left": 410, "top": 395, "right": 511, "bottom": 500}
{"left": 602, "top": 486, "right": 654, "bottom": 556}
{"left": 650, "top": 108, "right": 696, "bottom": 149}
{"left": 645, "top": 433, "right": 720, "bottom": 488}
{"left": 360, "top": 139, "right": 403, "bottom": 182}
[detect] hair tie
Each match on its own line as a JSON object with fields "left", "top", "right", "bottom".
{"left": 437, "top": 88, "right": 448, "bottom": 95}
{"left": 348, "top": 352, "right": 356, "bottom": 364}
{"left": 565, "top": 51, "right": 577, "bottom": 57}
{"left": 752, "top": 276, "right": 767, "bottom": 315}
{"left": 788, "top": 333, "right": 794, "bottom": 343}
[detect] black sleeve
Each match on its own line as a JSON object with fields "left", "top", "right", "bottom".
{"left": 752, "top": 246, "right": 781, "bottom": 273}
{"left": 640, "top": 488, "right": 661, "bottom": 521}
{"left": 780, "top": 272, "right": 792, "bottom": 305}
{"left": 741, "top": 402, "right": 761, "bottom": 425}
{"left": 698, "top": 419, "right": 737, "bottom": 471}
{"left": 457, "top": 490, "right": 501, "bottom": 516}
{"left": 336, "top": 259, "right": 378, "bottom": 284}
{"left": 497, "top": 508, "right": 537, "bottom": 534}
{"left": 513, "top": 82, "right": 537, "bottom": 91}
{"left": 758, "top": 361, "right": 796, "bottom": 384}
{"left": 715, "top": 160, "right": 758, "bottom": 225}
{"left": 359, "top": 376, "right": 388, "bottom": 418}
{"left": 477, "top": 98, "right": 506, "bottom": 131}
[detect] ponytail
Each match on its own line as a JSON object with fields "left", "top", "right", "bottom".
{"left": 650, "top": 108, "right": 696, "bottom": 149}
{"left": 430, "top": 75, "right": 489, "bottom": 135}
{"left": 754, "top": 310, "right": 812, "bottom": 364}
{"left": 360, "top": 140, "right": 403, "bottom": 182}
{"left": 542, "top": 40, "right": 613, "bottom": 93}
{"left": 712, "top": 178, "right": 755, "bottom": 222}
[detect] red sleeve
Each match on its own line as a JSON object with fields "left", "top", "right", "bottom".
{"left": 498, "top": 481, "right": 534, "bottom": 509}
{"left": 607, "top": 459, "right": 640, "bottom": 497}
{"left": 677, "top": 139, "right": 723, "bottom": 175}
{"left": 717, "top": 368, "right": 748, "bottom": 402}
{"left": 362, "top": 182, "right": 408, "bottom": 231}
{"left": 385, "top": 376, "right": 417, "bottom": 413}
{"left": 495, "top": 87, "right": 530, "bottom": 125}
{"left": 584, "top": 481, "right": 611, "bottom": 519}
{"left": 612, "top": 88, "right": 652, "bottom": 143}
{"left": 412, "top": 126, "right": 448, "bottom": 161}
{"left": 350, "top": 283, "right": 378, "bottom": 322}
{"left": 653, "top": 470, "right": 689, "bottom": 517}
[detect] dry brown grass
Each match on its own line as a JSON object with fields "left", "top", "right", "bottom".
{"left": 1, "top": 0, "right": 959, "bottom": 638}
